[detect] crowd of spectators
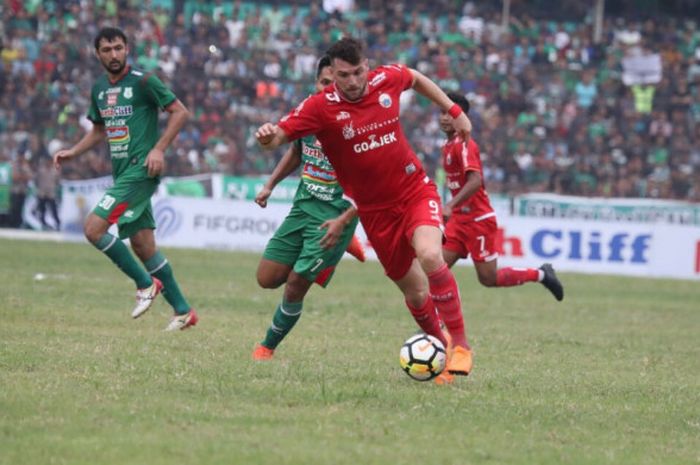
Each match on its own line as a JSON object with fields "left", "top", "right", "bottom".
{"left": 1, "top": 0, "right": 699, "bottom": 227}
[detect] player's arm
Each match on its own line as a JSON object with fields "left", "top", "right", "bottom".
{"left": 319, "top": 205, "right": 358, "bottom": 249}
{"left": 52, "top": 123, "right": 106, "bottom": 169}
{"left": 255, "top": 123, "right": 289, "bottom": 150}
{"left": 145, "top": 99, "right": 190, "bottom": 177}
{"left": 255, "top": 143, "right": 302, "bottom": 208}
{"left": 444, "top": 171, "right": 481, "bottom": 220}
{"left": 409, "top": 69, "right": 472, "bottom": 141}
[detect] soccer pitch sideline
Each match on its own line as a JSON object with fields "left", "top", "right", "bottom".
{"left": 1, "top": 238, "right": 698, "bottom": 465}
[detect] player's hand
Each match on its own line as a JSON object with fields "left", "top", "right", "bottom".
{"left": 144, "top": 148, "right": 165, "bottom": 177}
{"left": 53, "top": 148, "right": 76, "bottom": 170}
{"left": 443, "top": 203, "right": 453, "bottom": 221}
{"left": 452, "top": 112, "right": 472, "bottom": 142}
{"left": 319, "top": 218, "right": 344, "bottom": 249}
{"left": 255, "top": 186, "right": 273, "bottom": 208}
{"left": 255, "top": 123, "right": 278, "bottom": 147}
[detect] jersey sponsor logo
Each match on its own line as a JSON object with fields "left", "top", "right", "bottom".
{"left": 378, "top": 93, "right": 392, "bottom": 108}
{"left": 302, "top": 163, "right": 337, "bottom": 184}
{"left": 124, "top": 87, "right": 133, "bottom": 99}
{"left": 355, "top": 117, "right": 399, "bottom": 136}
{"left": 352, "top": 131, "right": 397, "bottom": 153}
{"left": 107, "top": 93, "right": 118, "bottom": 106}
{"left": 301, "top": 143, "right": 324, "bottom": 160}
{"left": 325, "top": 91, "right": 341, "bottom": 103}
{"left": 336, "top": 111, "right": 351, "bottom": 121}
{"left": 342, "top": 122, "right": 355, "bottom": 140}
{"left": 369, "top": 72, "right": 386, "bottom": 87}
{"left": 107, "top": 126, "right": 130, "bottom": 144}
{"left": 105, "top": 118, "right": 127, "bottom": 127}
{"left": 100, "top": 105, "right": 133, "bottom": 118}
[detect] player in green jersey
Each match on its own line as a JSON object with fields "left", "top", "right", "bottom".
{"left": 52, "top": 27, "right": 198, "bottom": 331}
{"left": 252, "top": 56, "right": 364, "bottom": 360}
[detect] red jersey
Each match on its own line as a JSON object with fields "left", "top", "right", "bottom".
{"left": 277, "top": 64, "right": 431, "bottom": 212}
{"left": 442, "top": 136, "right": 495, "bottom": 222}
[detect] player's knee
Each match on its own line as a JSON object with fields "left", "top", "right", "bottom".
{"left": 284, "top": 273, "right": 312, "bottom": 301}
{"left": 256, "top": 271, "right": 281, "bottom": 289}
{"left": 416, "top": 248, "right": 445, "bottom": 273}
{"left": 478, "top": 272, "right": 497, "bottom": 287}
{"left": 83, "top": 221, "right": 103, "bottom": 244}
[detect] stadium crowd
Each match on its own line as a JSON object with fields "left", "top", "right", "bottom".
{"left": 1, "top": 0, "right": 699, "bottom": 227}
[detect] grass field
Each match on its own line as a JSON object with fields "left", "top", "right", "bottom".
{"left": 1, "top": 237, "right": 699, "bottom": 465}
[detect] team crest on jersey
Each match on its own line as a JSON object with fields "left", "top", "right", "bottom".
{"left": 446, "top": 154, "right": 452, "bottom": 165}
{"left": 378, "top": 93, "right": 392, "bottom": 108}
{"left": 336, "top": 111, "right": 350, "bottom": 121}
{"left": 123, "top": 87, "right": 133, "bottom": 99}
{"left": 342, "top": 122, "right": 355, "bottom": 140}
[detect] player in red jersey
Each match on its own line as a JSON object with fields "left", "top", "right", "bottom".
{"left": 439, "top": 92, "right": 563, "bottom": 301}
{"left": 255, "top": 38, "right": 474, "bottom": 382}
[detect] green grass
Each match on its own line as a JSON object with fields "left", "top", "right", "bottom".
{"left": 1, "top": 238, "right": 699, "bottom": 465}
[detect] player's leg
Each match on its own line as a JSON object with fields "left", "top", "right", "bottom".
{"left": 130, "top": 227, "right": 197, "bottom": 329}
{"left": 256, "top": 259, "right": 293, "bottom": 289}
{"left": 84, "top": 212, "right": 153, "bottom": 290}
{"left": 394, "top": 259, "right": 446, "bottom": 347}
{"left": 412, "top": 224, "right": 472, "bottom": 376}
{"left": 442, "top": 248, "right": 460, "bottom": 268}
{"left": 253, "top": 208, "right": 307, "bottom": 359}
{"left": 254, "top": 271, "right": 313, "bottom": 360}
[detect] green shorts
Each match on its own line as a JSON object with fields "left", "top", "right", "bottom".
{"left": 93, "top": 177, "right": 158, "bottom": 239}
{"left": 263, "top": 204, "right": 359, "bottom": 286}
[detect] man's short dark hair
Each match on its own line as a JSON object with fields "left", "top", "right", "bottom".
{"left": 447, "top": 92, "right": 470, "bottom": 114}
{"left": 316, "top": 55, "right": 331, "bottom": 78}
{"left": 94, "top": 27, "right": 128, "bottom": 50}
{"left": 326, "top": 38, "right": 365, "bottom": 65}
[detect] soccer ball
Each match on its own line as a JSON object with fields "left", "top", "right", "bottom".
{"left": 399, "top": 333, "right": 447, "bottom": 381}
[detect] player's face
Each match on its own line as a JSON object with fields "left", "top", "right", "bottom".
{"left": 96, "top": 37, "right": 128, "bottom": 76}
{"left": 439, "top": 110, "right": 456, "bottom": 135}
{"left": 315, "top": 66, "right": 333, "bottom": 93}
{"left": 331, "top": 58, "right": 369, "bottom": 101}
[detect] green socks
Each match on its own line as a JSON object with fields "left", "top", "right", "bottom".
{"left": 94, "top": 233, "right": 151, "bottom": 288}
{"left": 143, "top": 251, "right": 190, "bottom": 314}
{"left": 262, "top": 299, "right": 303, "bottom": 350}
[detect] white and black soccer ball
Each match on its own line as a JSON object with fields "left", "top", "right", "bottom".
{"left": 399, "top": 333, "right": 447, "bottom": 381}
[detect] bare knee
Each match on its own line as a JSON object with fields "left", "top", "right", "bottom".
{"left": 83, "top": 216, "right": 108, "bottom": 244}
{"left": 283, "top": 272, "right": 312, "bottom": 302}
{"left": 415, "top": 247, "right": 445, "bottom": 274}
{"left": 477, "top": 270, "right": 498, "bottom": 287}
{"left": 257, "top": 270, "right": 283, "bottom": 289}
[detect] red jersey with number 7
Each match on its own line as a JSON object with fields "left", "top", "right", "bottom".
{"left": 277, "top": 64, "right": 432, "bottom": 212}
{"left": 442, "top": 136, "right": 495, "bottom": 222}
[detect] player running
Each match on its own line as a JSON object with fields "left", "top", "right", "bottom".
{"left": 255, "top": 38, "right": 474, "bottom": 383}
{"left": 252, "top": 56, "right": 365, "bottom": 360}
{"left": 53, "top": 27, "right": 198, "bottom": 330}
{"left": 439, "top": 92, "right": 563, "bottom": 301}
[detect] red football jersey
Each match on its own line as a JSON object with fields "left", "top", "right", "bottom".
{"left": 277, "top": 64, "right": 431, "bottom": 212}
{"left": 442, "top": 136, "right": 495, "bottom": 222}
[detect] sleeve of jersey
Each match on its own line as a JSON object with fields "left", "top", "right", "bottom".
{"left": 385, "top": 63, "right": 414, "bottom": 91}
{"left": 144, "top": 74, "right": 177, "bottom": 110}
{"left": 464, "top": 140, "right": 480, "bottom": 173}
{"left": 86, "top": 90, "right": 103, "bottom": 125}
{"left": 277, "top": 95, "right": 322, "bottom": 143}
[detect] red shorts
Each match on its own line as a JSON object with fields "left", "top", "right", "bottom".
{"left": 443, "top": 214, "right": 499, "bottom": 263}
{"left": 360, "top": 185, "right": 444, "bottom": 281}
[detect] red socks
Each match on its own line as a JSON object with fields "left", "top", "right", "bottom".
{"left": 405, "top": 296, "right": 446, "bottom": 347}
{"left": 496, "top": 267, "right": 540, "bottom": 287}
{"left": 428, "top": 264, "right": 468, "bottom": 349}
